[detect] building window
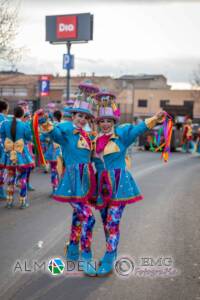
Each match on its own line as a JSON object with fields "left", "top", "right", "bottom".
{"left": 14, "top": 88, "right": 28, "bottom": 96}
{"left": 1, "top": 88, "right": 14, "bottom": 96}
{"left": 160, "top": 99, "right": 170, "bottom": 108}
{"left": 138, "top": 99, "right": 148, "bottom": 107}
{"left": 184, "top": 100, "right": 193, "bottom": 107}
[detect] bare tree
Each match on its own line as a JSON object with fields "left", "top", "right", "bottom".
{"left": 0, "top": 0, "right": 22, "bottom": 68}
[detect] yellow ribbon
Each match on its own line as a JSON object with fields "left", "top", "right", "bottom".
{"left": 4, "top": 138, "right": 24, "bottom": 164}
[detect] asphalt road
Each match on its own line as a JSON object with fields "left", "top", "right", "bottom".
{"left": 0, "top": 151, "right": 200, "bottom": 300}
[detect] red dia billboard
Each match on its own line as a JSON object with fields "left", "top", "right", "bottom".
{"left": 56, "top": 16, "right": 77, "bottom": 39}
{"left": 46, "top": 13, "right": 93, "bottom": 43}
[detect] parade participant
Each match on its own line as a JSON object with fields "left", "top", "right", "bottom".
{"left": 197, "top": 127, "right": 200, "bottom": 154}
{"left": 21, "top": 110, "right": 35, "bottom": 191}
{"left": 18, "top": 100, "right": 29, "bottom": 114}
{"left": 35, "top": 82, "right": 99, "bottom": 276}
{"left": 40, "top": 110, "right": 62, "bottom": 196}
{"left": 18, "top": 101, "right": 35, "bottom": 190}
{"left": 40, "top": 102, "right": 57, "bottom": 174}
{"left": 182, "top": 117, "right": 193, "bottom": 153}
{"left": 62, "top": 102, "right": 89, "bottom": 266}
{"left": 45, "top": 102, "right": 56, "bottom": 121}
{"left": 0, "top": 99, "right": 9, "bottom": 199}
{"left": 0, "top": 106, "right": 35, "bottom": 208}
{"left": 92, "top": 91, "right": 166, "bottom": 276}
{"left": 53, "top": 110, "right": 62, "bottom": 124}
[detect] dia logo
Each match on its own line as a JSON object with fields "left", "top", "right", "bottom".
{"left": 59, "top": 24, "right": 74, "bottom": 32}
{"left": 56, "top": 16, "right": 77, "bottom": 39}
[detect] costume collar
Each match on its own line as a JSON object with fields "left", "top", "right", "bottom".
{"left": 98, "top": 129, "right": 118, "bottom": 139}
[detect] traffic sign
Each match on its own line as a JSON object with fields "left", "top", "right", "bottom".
{"left": 39, "top": 75, "right": 50, "bottom": 97}
{"left": 63, "top": 54, "right": 74, "bottom": 70}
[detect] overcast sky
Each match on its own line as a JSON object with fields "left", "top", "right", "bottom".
{"left": 10, "top": 0, "right": 200, "bottom": 86}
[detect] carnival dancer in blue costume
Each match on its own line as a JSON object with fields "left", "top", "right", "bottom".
{"left": 40, "top": 110, "right": 63, "bottom": 196}
{"left": 62, "top": 100, "right": 84, "bottom": 255}
{"left": 46, "top": 102, "right": 56, "bottom": 121}
{"left": 18, "top": 100, "right": 35, "bottom": 191}
{"left": 92, "top": 91, "right": 166, "bottom": 276}
{"left": 39, "top": 102, "right": 57, "bottom": 175}
{"left": 0, "top": 106, "right": 35, "bottom": 208}
{"left": 0, "top": 99, "right": 9, "bottom": 200}
{"left": 181, "top": 117, "right": 193, "bottom": 153}
{"left": 20, "top": 108, "right": 35, "bottom": 191}
{"left": 36, "top": 82, "right": 99, "bottom": 276}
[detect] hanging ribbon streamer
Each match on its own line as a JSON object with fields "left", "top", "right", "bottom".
{"left": 150, "top": 112, "right": 173, "bottom": 162}
{"left": 31, "top": 112, "right": 47, "bottom": 167}
{"left": 160, "top": 113, "right": 173, "bottom": 162}
{"left": 149, "top": 127, "right": 163, "bottom": 152}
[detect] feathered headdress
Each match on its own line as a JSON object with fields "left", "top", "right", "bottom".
{"left": 95, "top": 90, "right": 120, "bottom": 121}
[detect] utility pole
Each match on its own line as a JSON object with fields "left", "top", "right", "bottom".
{"left": 66, "top": 42, "right": 71, "bottom": 100}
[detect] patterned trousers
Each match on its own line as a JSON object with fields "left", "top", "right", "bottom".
{"left": 69, "top": 202, "right": 95, "bottom": 252}
{"left": 26, "top": 166, "right": 34, "bottom": 184}
{"left": 49, "top": 161, "right": 59, "bottom": 192}
{"left": 7, "top": 168, "right": 28, "bottom": 204}
{"left": 100, "top": 204, "right": 126, "bottom": 253}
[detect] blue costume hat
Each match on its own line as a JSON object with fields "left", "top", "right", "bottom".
{"left": 63, "top": 106, "right": 73, "bottom": 118}
{"left": 63, "top": 99, "right": 75, "bottom": 118}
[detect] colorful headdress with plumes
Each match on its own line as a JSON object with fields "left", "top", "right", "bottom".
{"left": 95, "top": 89, "right": 120, "bottom": 121}
{"left": 70, "top": 81, "right": 99, "bottom": 118}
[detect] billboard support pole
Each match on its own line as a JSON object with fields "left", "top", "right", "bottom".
{"left": 66, "top": 42, "right": 71, "bottom": 101}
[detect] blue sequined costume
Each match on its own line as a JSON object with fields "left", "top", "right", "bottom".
{"left": 42, "top": 121, "right": 96, "bottom": 203}
{"left": 93, "top": 122, "right": 149, "bottom": 209}
{"left": 0, "top": 117, "right": 34, "bottom": 169}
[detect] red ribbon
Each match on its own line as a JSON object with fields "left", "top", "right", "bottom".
{"left": 96, "top": 134, "right": 112, "bottom": 153}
